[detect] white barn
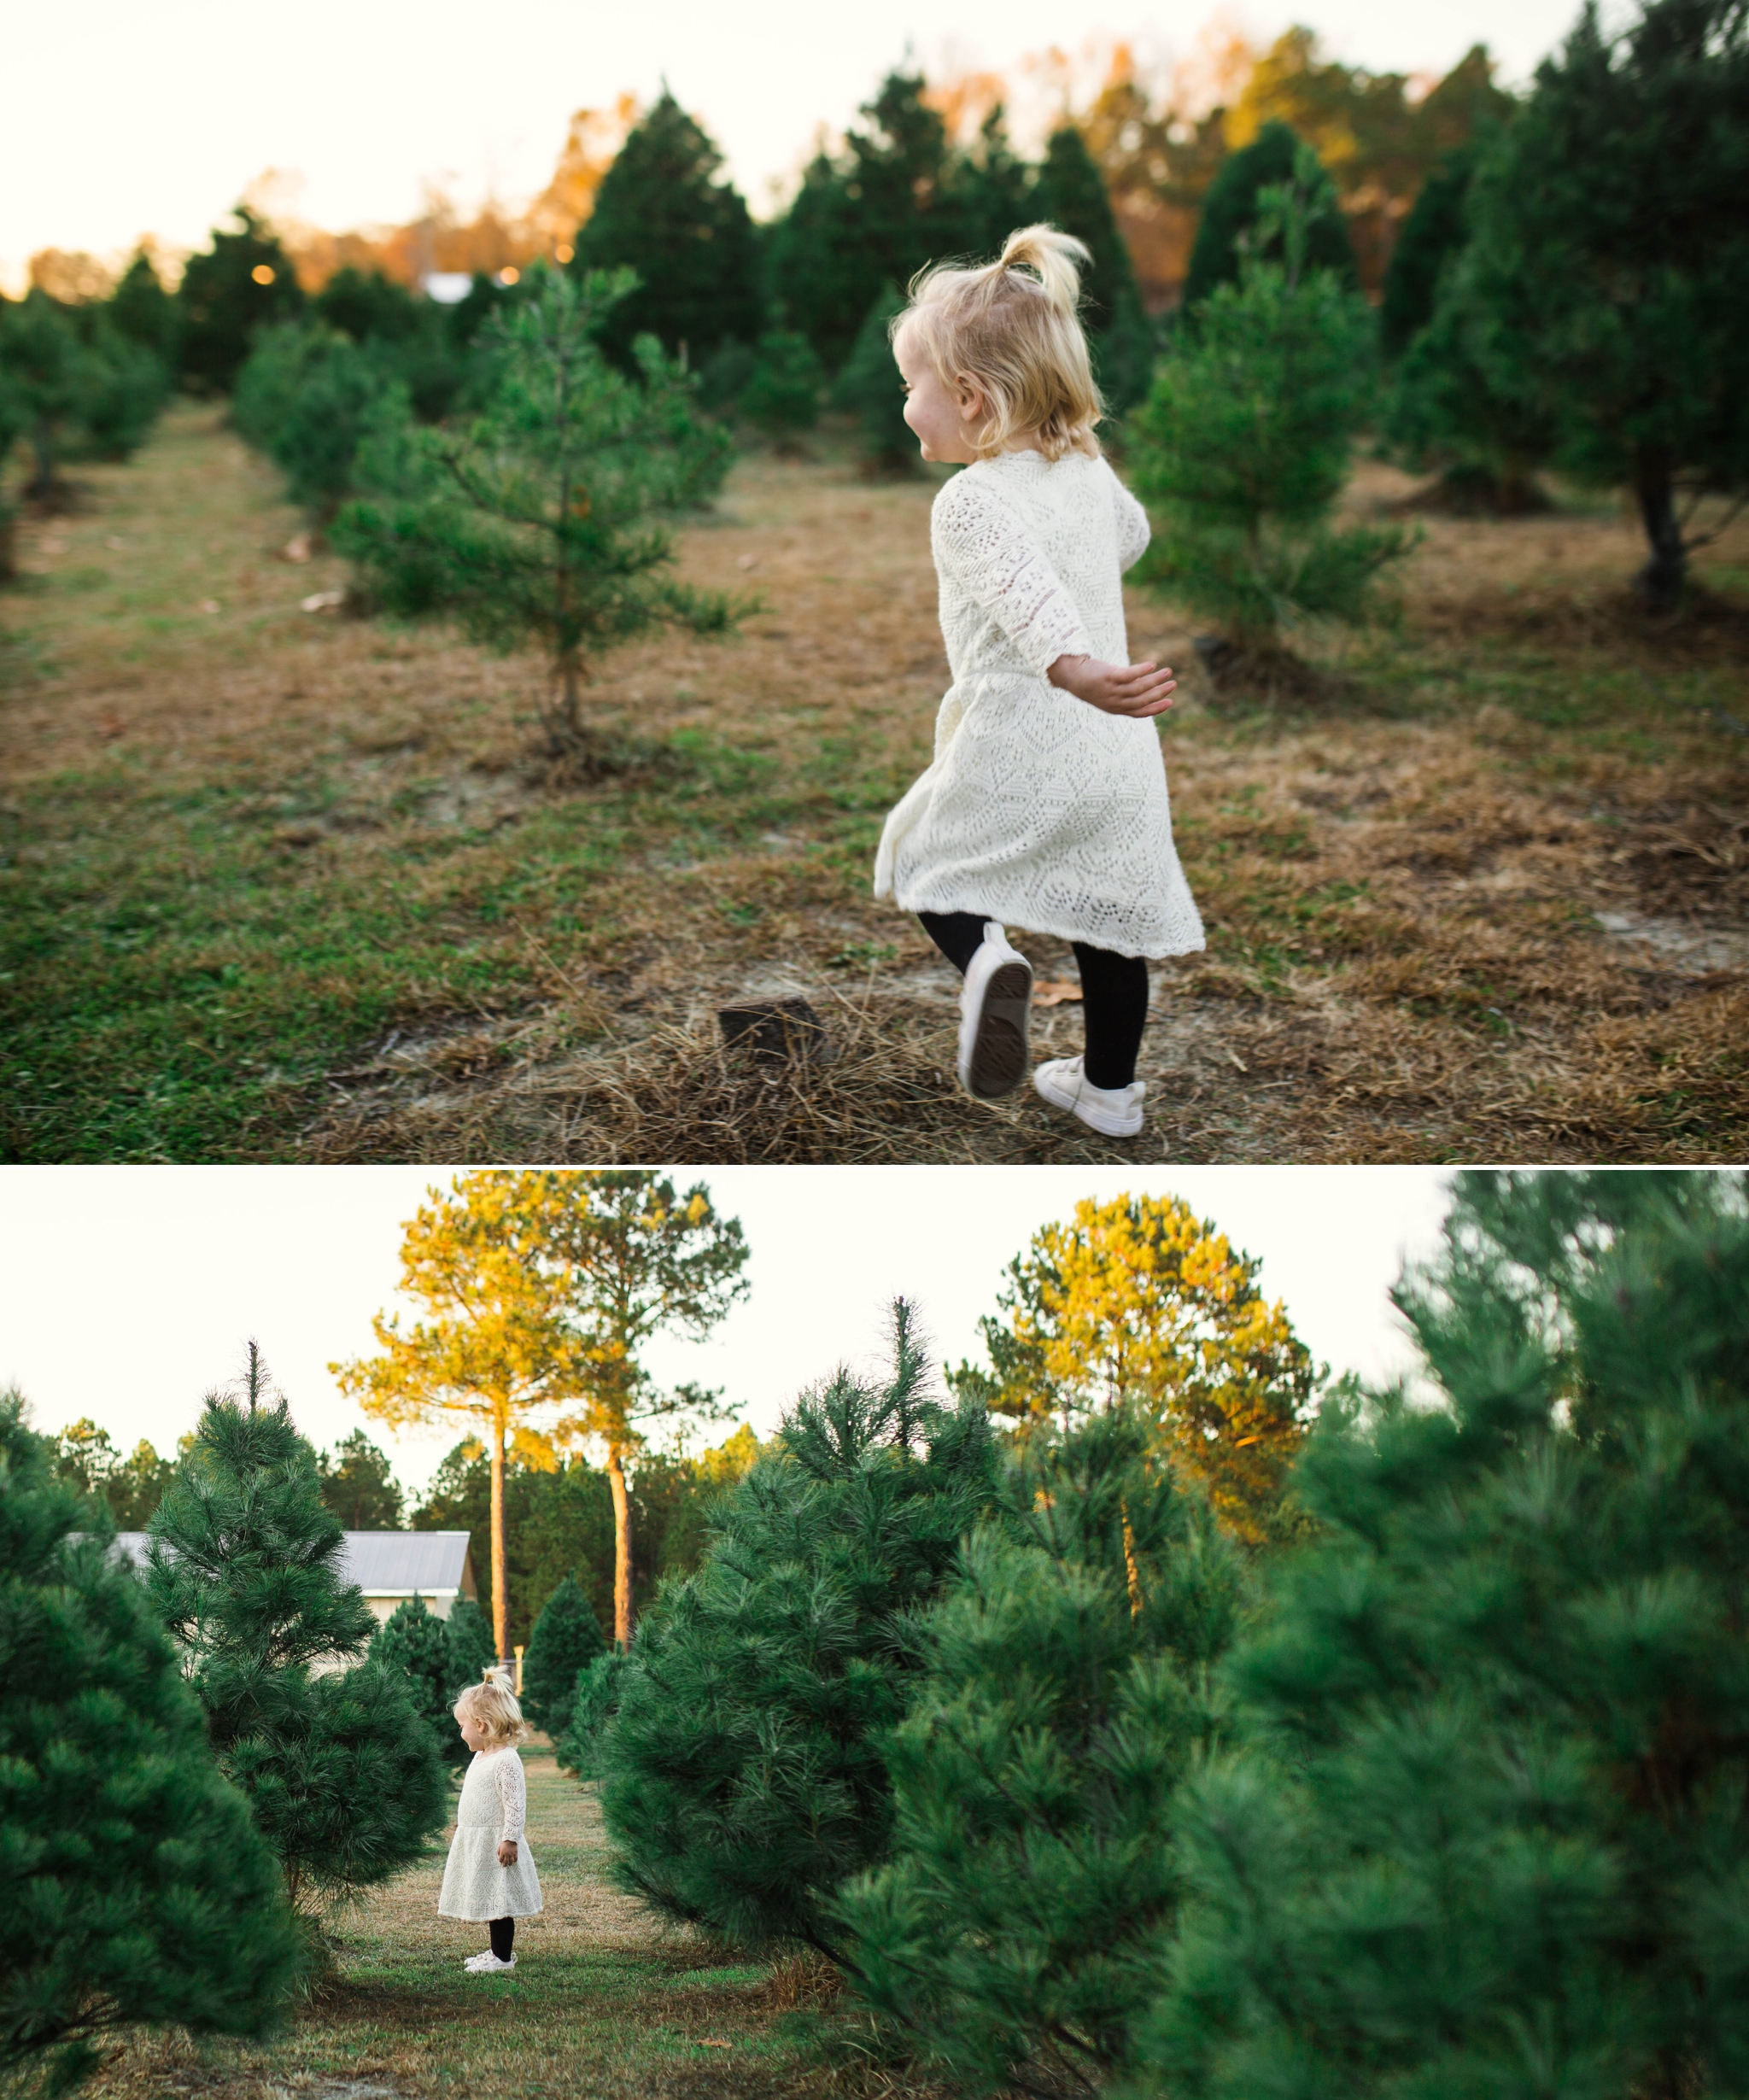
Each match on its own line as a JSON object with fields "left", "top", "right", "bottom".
{"left": 111, "top": 1530, "right": 478, "bottom": 1628}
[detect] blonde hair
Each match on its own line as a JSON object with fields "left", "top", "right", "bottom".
{"left": 453, "top": 1665, "right": 529, "bottom": 1747}
{"left": 893, "top": 225, "right": 1104, "bottom": 462}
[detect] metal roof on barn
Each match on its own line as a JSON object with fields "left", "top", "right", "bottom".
{"left": 110, "top": 1530, "right": 474, "bottom": 1597}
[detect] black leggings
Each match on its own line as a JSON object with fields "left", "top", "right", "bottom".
{"left": 489, "top": 1916, "right": 515, "bottom": 1961}
{"left": 919, "top": 911, "right": 1149, "bottom": 1090}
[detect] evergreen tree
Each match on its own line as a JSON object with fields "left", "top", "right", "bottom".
{"left": 316, "top": 1427, "right": 405, "bottom": 1529}
{"left": 1, "top": 1388, "right": 301, "bottom": 2094}
{"left": 556, "top": 1648, "right": 632, "bottom": 1779}
{"left": 836, "top": 1409, "right": 1242, "bottom": 2094}
{"left": 73, "top": 317, "right": 169, "bottom": 461}
{"left": 520, "top": 1571, "right": 607, "bottom": 1735}
{"left": 233, "top": 321, "right": 412, "bottom": 518}
{"left": 108, "top": 247, "right": 180, "bottom": 364}
{"left": 952, "top": 1191, "right": 1315, "bottom": 1545}
{"left": 597, "top": 1302, "right": 997, "bottom": 1951}
{"left": 833, "top": 284, "right": 915, "bottom": 473}
{"left": 1129, "top": 151, "right": 1411, "bottom": 664}
{"left": 1378, "top": 145, "right": 1477, "bottom": 360}
{"left": 768, "top": 73, "right": 974, "bottom": 367}
{"left": 50, "top": 1418, "right": 178, "bottom": 1527}
{"left": 953, "top": 106, "right": 1037, "bottom": 256}
{"left": 0, "top": 292, "right": 165, "bottom": 502}
{"left": 571, "top": 91, "right": 763, "bottom": 366}
{"left": 146, "top": 1347, "right": 448, "bottom": 1912}
{"left": 1458, "top": 0, "right": 1749, "bottom": 607}
{"left": 368, "top": 1594, "right": 461, "bottom": 1762}
{"left": 176, "top": 205, "right": 305, "bottom": 394}
{"left": 1034, "top": 125, "right": 1155, "bottom": 413}
{"left": 443, "top": 1594, "right": 497, "bottom": 1693}
{"left": 332, "top": 269, "right": 738, "bottom": 753}
{"left": 1181, "top": 121, "right": 1358, "bottom": 310}
{"left": 740, "top": 331, "right": 823, "bottom": 442}
{"left": 1138, "top": 1169, "right": 1749, "bottom": 2100}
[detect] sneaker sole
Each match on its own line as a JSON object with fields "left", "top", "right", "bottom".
{"left": 963, "top": 961, "right": 1032, "bottom": 1098}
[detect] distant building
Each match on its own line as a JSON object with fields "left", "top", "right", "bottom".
{"left": 110, "top": 1530, "right": 478, "bottom": 1629}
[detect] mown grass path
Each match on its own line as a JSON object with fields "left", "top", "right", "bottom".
{"left": 90, "top": 1752, "right": 870, "bottom": 2100}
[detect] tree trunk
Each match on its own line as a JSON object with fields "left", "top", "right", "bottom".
{"left": 28, "top": 414, "right": 55, "bottom": 505}
{"left": 1632, "top": 448, "right": 1686, "bottom": 611}
{"left": 605, "top": 1445, "right": 634, "bottom": 1649}
{"left": 489, "top": 1414, "right": 509, "bottom": 1664}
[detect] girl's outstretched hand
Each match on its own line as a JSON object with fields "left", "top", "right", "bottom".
{"left": 1048, "top": 652, "right": 1177, "bottom": 718}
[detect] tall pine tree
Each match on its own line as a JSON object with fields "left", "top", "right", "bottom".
{"left": 1, "top": 1388, "right": 301, "bottom": 2094}
{"left": 1139, "top": 1169, "right": 1749, "bottom": 2100}
{"left": 1034, "top": 125, "right": 1155, "bottom": 413}
{"left": 597, "top": 1302, "right": 997, "bottom": 1952}
{"left": 147, "top": 1348, "right": 447, "bottom": 1913}
{"left": 571, "top": 91, "right": 763, "bottom": 367}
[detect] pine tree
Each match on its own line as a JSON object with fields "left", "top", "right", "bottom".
{"left": 316, "top": 1427, "right": 405, "bottom": 1529}
{"left": 833, "top": 285, "right": 915, "bottom": 473}
{"left": 951, "top": 1191, "right": 1316, "bottom": 1545}
{"left": 443, "top": 1594, "right": 497, "bottom": 1692}
{"left": 146, "top": 1347, "right": 448, "bottom": 1912}
{"left": 521, "top": 1572, "right": 607, "bottom": 1736}
{"left": 176, "top": 204, "right": 305, "bottom": 394}
{"left": 1128, "top": 150, "right": 1411, "bottom": 666}
{"left": 556, "top": 1649, "right": 632, "bottom": 1778}
{"left": 1180, "top": 121, "right": 1358, "bottom": 310}
{"left": 1034, "top": 125, "right": 1155, "bottom": 413}
{"left": 108, "top": 247, "right": 180, "bottom": 365}
{"left": 0, "top": 292, "right": 165, "bottom": 503}
{"left": 835, "top": 1408, "right": 1242, "bottom": 2095}
{"left": 570, "top": 90, "right": 764, "bottom": 366}
{"left": 1455, "top": 0, "right": 1749, "bottom": 607}
{"left": 233, "top": 321, "right": 412, "bottom": 518}
{"left": 50, "top": 1418, "right": 178, "bottom": 1528}
{"left": 1138, "top": 1168, "right": 1749, "bottom": 2100}
{"left": 332, "top": 268, "right": 739, "bottom": 755}
{"left": 598, "top": 1302, "right": 997, "bottom": 1951}
{"left": 740, "top": 331, "right": 823, "bottom": 443}
{"left": 368, "top": 1594, "right": 459, "bottom": 1764}
{"left": 1, "top": 1387, "right": 301, "bottom": 2094}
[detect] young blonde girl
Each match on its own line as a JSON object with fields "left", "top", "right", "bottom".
{"left": 438, "top": 1667, "right": 543, "bottom": 1973}
{"left": 874, "top": 225, "right": 1204, "bottom": 1138}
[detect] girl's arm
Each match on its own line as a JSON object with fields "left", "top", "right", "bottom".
{"left": 494, "top": 1752, "right": 526, "bottom": 1866}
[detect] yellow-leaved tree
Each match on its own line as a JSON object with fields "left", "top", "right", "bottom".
{"left": 950, "top": 1191, "right": 1316, "bottom": 1543}
{"left": 334, "top": 1170, "right": 749, "bottom": 1658}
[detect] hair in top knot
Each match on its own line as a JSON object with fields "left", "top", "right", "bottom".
{"left": 453, "top": 1663, "right": 529, "bottom": 1746}
{"left": 893, "top": 224, "right": 1104, "bottom": 462}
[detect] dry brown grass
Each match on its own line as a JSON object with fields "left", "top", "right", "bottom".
{"left": 5, "top": 412, "right": 1746, "bottom": 1163}
{"left": 81, "top": 1753, "right": 944, "bottom": 2100}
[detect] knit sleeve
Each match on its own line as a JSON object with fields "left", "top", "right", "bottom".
{"left": 493, "top": 1752, "right": 527, "bottom": 1844}
{"left": 933, "top": 471, "right": 1096, "bottom": 674}
{"left": 1107, "top": 463, "right": 1150, "bottom": 572}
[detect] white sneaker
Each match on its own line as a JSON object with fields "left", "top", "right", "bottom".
{"left": 1033, "top": 1055, "right": 1146, "bottom": 1138}
{"left": 464, "top": 1951, "right": 516, "bottom": 1973}
{"left": 957, "top": 923, "right": 1033, "bottom": 1100}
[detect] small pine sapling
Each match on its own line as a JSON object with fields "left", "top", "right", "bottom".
{"left": 1128, "top": 146, "right": 1412, "bottom": 677}
{"left": 836, "top": 1407, "right": 1242, "bottom": 2095}
{"left": 147, "top": 1346, "right": 448, "bottom": 1915}
{"left": 332, "top": 266, "right": 744, "bottom": 761}
{"left": 740, "top": 331, "right": 824, "bottom": 447}
{"left": 520, "top": 1571, "right": 608, "bottom": 1737}
{"left": 0, "top": 1389, "right": 301, "bottom": 2095}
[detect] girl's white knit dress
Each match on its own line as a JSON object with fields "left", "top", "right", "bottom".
{"left": 438, "top": 1747, "right": 543, "bottom": 1922}
{"left": 874, "top": 449, "right": 1204, "bottom": 961}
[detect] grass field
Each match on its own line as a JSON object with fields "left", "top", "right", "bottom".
{"left": 87, "top": 1750, "right": 925, "bottom": 2100}
{"left": 3, "top": 402, "right": 1746, "bottom": 1164}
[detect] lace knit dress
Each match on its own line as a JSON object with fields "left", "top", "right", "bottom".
{"left": 874, "top": 449, "right": 1204, "bottom": 960}
{"left": 438, "top": 1746, "right": 543, "bottom": 1922}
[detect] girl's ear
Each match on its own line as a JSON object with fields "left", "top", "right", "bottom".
{"left": 956, "top": 378, "right": 985, "bottom": 425}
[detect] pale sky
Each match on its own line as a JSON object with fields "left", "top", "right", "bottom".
{"left": 4, "top": 0, "right": 1589, "bottom": 293}
{"left": 0, "top": 1165, "right": 1456, "bottom": 1495}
